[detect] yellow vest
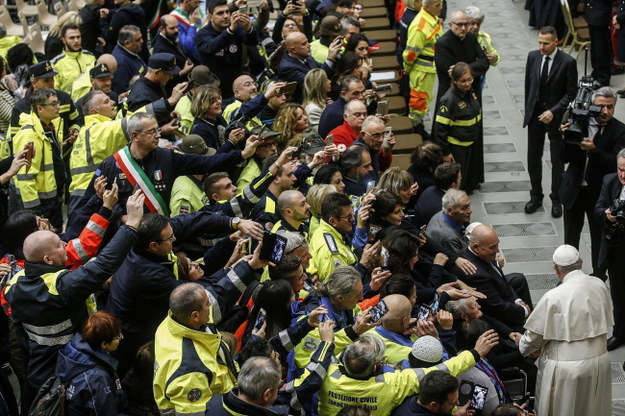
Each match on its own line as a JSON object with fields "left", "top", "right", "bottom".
{"left": 70, "top": 70, "right": 92, "bottom": 102}
{"left": 68, "top": 114, "right": 129, "bottom": 196}
{"left": 52, "top": 50, "right": 96, "bottom": 94}
{"left": 169, "top": 175, "right": 207, "bottom": 216}
{"left": 12, "top": 112, "right": 63, "bottom": 208}
{"left": 309, "top": 220, "right": 357, "bottom": 282}
{"left": 403, "top": 8, "right": 442, "bottom": 73}
{"left": 174, "top": 94, "right": 194, "bottom": 135}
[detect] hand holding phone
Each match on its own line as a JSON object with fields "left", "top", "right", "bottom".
{"left": 368, "top": 300, "right": 388, "bottom": 324}
{"left": 23, "top": 142, "right": 34, "bottom": 173}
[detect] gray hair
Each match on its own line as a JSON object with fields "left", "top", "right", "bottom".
{"left": 592, "top": 86, "right": 618, "bottom": 103}
{"left": 617, "top": 148, "right": 625, "bottom": 161}
{"left": 237, "top": 356, "right": 281, "bottom": 401}
{"left": 465, "top": 5, "right": 484, "bottom": 22}
{"left": 278, "top": 230, "right": 308, "bottom": 253}
{"left": 441, "top": 188, "right": 468, "bottom": 210}
{"left": 118, "top": 25, "right": 141, "bottom": 45}
{"left": 127, "top": 112, "right": 155, "bottom": 135}
{"left": 556, "top": 259, "right": 583, "bottom": 275}
{"left": 445, "top": 298, "right": 470, "bottom": 319}
{"left": 340, "top": 144, "right": 368, "bottom": 175}
{"left": 81, "top": 90, "right": 106, "bottom": 115}
{"left": 317, "top": 266, "right": 361, "bottom": 302}
{"left": 342, "top": 333, "right": 385, "bottom": 378}
{"left": 361, "top": 115, "right": 384, "bottom": 132}
{"left": 344, "top": 99, "right": 366, "bottom": 116}
{"left": 169, "top": 283, "right": 206, "bottom": 323}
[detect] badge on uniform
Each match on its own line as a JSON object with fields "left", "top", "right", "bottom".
{"left": 323, "top": 233, "right": 339, "bottom": 254}
{"left": 188, "top": 388, "right": 202, "bottom": 402}
{"left": 154, "top": 170, "right": 163, "bottom": 181}
{"left": 458, "top": 101, "right": 467, "bottom": 110}
{"left": 115, "top": 379, "right": 122, "bottom": 390}
{"left": 104, "top": 386, "right": 111, "bottom": 394}
{"left": 439, "top": 105, "right": 448, "bottom": 114}
{"left": 118, "top": 173, "right": 126, "bottom": 180}
{"left": 264, "top": 222, "right": 274, "bottom": 231}
{"left": 229, "top": 44, "right": 238, "bottom": 53}
{"left": 179, "top": 205, "right": 190, "bottom": 214}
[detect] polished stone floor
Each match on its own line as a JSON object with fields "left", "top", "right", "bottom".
{"left": 438, "top": 0, "right": 625, "bottom": 412}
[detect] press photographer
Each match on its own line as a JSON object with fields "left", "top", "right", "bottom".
{"left": 595, "top": 148, "right": 625, "bottom": 351}
{"left": 560, "top": 87, "right": 625, "bottom": 281}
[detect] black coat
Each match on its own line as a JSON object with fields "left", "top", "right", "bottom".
{"left": 523, "top": 49, "right": 577, "bottom": 129}
{"left": 560, "top": 116, "right": 625, "bottom": 209}
{"left": 595, "top": 173, "right": 625, "bottom": 267}
{"left": 434, "top": 30, "right": 489, "bottom": 105}
{"left": 450, "top": 247, "right": 526, "bottom": 328}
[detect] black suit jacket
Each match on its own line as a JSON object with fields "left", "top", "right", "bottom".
{"left": 523, "top": 49, "right": 578, "bottom": 128}
{"left": 451, "top": 247, "right": 526, "bottom": 328}
{"left": 434, "top": 30, "right": 489, "bottom": 105}
{"left": 277, "top": 53, "right": 333, "bottom": 103}
{"left": 595, "top": 173, "right": 625, "bottom": 266}
{"left": 560, "top": 117, "right": 625, "bottom": 208}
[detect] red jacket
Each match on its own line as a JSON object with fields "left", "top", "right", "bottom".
{"left": 329, "top": 120, "right": 360, "bottom": 153}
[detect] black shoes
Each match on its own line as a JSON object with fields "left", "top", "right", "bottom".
{"left": 608, "top": 336, "right": 625, "bottom": 351}
{"left": 524, "top": 198, "right": 542, "bottom": 214}
{"left": 618, "top": 89, "right": 625, "bottom": 99}
{"left": 551, "top": 200, "right": 562, "bottom": 218}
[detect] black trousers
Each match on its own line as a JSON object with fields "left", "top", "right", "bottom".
{"left": 607, "top": 246, "right": 625, "bottom": 339}
{"left": 505, "top": 272, "right": 533, "bottom": 309}
{"left": 589, "top": 24, "right": 612, "bottom": 86}
{"left": 449, "top": 143, "right": 472, "bottom": 191}
{"left": 527, "top": 116, "right": 564, "bottom": 202}
{"left": 563, "top": 187, "right": 604, "bottom": 276}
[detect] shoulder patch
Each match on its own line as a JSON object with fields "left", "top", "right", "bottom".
{"left": 439, "top": 105, "right": 448, "bottom": 114}
{"left": 457, "top": 101, "right": 467, "bottom": 110}
{"left": 323, "top": 233, "right": 340, "bottom": 254}
{"left": 187, "top": 388, "right": 202, "bottom": 402}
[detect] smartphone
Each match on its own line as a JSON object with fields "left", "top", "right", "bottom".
{"left": 374, "top": 84, "right": 392, "bottom": 93}
{"left": 171, "top": 117, "right": 180, "bottom": 126}
{"left": 239, "top": 4, "right": 249, "bottom": 13}
{"left": 325, "top": 134, "right": 334, "bottom": 145}
{"left": 377, "top": 100, "right": 388, "bottom": 116}
{"left": 259, "top": 232, "right": 288, "bottom": 263}
{"left": 471, "top": 385, "right": 488, "bottom": 410}
{"left": 382, "top": 126, "right": 392, "bottom": 149}
{"left": 368, "top": 223, "right": 382, "bottom": 242}
{"left": 368, "top": 300, "right": 388, "bottom": 323}
{"left": 183, "top": 80, "right": 195, "bottom": 94}
{"left": 366, "top": 180, "right": 375, "bottom": 193}
{"left": 458, "top": 380, "right": 475, "bottom": 409}
{"left": 416, "top": 304, "right": 431, "bottom": 321}
{"left": 254, "top": 308, "right": 266, "bottom": 331}
{"left": 276, "top": 81, "right": 298, "bottom": 95}
{"left": 23, "top": 142, "right": 34, "bottom": 173}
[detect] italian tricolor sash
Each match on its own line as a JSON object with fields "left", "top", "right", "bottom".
{"left": 113, "top": 147, "right": 170, "bottom": 216}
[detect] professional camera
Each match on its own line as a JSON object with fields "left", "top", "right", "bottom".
{"left": 562, "top": 75, "right": 601, "bottom": 145}
{"left": 611, "top": 199, "right": 625, "bottom": 220}
{"left": 605, "top": 199, "right": 625, "bottom": 245}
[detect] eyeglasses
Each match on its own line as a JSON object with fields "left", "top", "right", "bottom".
{"left": 141, "top": 128, "right": 161, "bottom": 136}
{"left": 452, "top": 21, "right": 469, "bottom": 27}
{"left": 456, "top": 77, "right": 474, "bottom": 84}
{"left": 364, "top": 131, "right": 384, "bottom": 139}
{"left": 40, "top": 101, "right": 60, "bottom": 107}
{"left": 156, "top": 234, "right": 175, "bottom": 243}
{"left": 337, "top": 212, "right": 355, "bottom": 220}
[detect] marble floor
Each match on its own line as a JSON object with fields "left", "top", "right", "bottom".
{"left": 438, "top": 0, "right": 625, "bottom": 412}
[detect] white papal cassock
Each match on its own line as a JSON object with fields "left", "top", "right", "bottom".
{"left": 519, "top": 269, "right": 613, "bottom": 416}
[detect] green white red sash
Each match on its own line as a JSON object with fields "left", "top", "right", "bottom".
{"left": 113, "top": 147, "right": 170, "bottom": 216}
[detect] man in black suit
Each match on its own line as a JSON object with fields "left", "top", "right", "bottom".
{"left": 277, "top": 31, "right": 340, "bottom": 103}
{"left": 434, "top": 9, "right": 489, "bottom": 192}
{"left": 560, "top": 87, "right": 625, "bottom": 278}
{"left": 524, "top": 26, "right": 578, "bottom": 217}
{"left": 585, "top": 0, "right": 613, "bottom": 87}
{"left": 595, "top": 148, "right": 625, "bottom": 350}
{"left": 451, "top": 224, "right": 532, "bottom": 330}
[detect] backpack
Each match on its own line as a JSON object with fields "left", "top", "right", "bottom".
{"left": 28, "top": 376, "right": 66, "bottom": 416}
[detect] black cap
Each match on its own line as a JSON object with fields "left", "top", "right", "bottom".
{"left": 29, "top": 61, "right": 57, "bottom": 78}
{"left": 90, "top": 63, "right": 113, "bottom": 78}
{"left": 300, "top": 132, "right": 326, "bottom": 155}
{"left": 148, "top": 53, "right": 180, "bottom": 75}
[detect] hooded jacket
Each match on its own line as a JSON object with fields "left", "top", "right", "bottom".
{"left": 56, "top": 333, "right": 126, "bottom": 416}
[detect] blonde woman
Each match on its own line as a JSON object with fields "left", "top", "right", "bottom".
{"left": 303, "top": 69, "right": 332, "bottom": 132}
{"left": 306, "top": 184, "right": 336, "bottom": 238}
{"left": 45, "top": 11, "right": 82, "bottom": 60}
{"left": 273, "top": 103, "right": 309, "bottom": 151}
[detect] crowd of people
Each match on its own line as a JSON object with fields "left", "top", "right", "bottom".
{"left": 0, "top": 0, "right": 622, "bottom": 415}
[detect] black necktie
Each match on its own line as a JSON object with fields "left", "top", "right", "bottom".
{"left": 540, "top": 56, "right": 550, "bottom": 87}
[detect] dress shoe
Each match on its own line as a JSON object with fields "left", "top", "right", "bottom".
{"left": 551, "top": 201, "right": 562, "bottom": 218}
{"left": 618, "top": 89, "right": 625, "bottom": 99}
{"left": 524, "top": 198, "right": 542, "bottom": 214}
{"left": 608, "top": 336, "right": 625, "bottom": 351}
{"left": 612, "top": 66, "right": 625, "bottom": 75}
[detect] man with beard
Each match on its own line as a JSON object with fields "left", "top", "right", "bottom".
{"left": 339, "top": 144, "right": 374, "bottom": 197}
{"left": 52, "top": 24, "right": 96, "bottom": 94}
{"left": 152, "top": 15, "right": 194, "bottom": 82}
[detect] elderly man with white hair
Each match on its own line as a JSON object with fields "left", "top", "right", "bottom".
{"left": 520, "top": 245, "right": 613, "bottom": 416}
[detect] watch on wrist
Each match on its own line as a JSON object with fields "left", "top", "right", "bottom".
{"left": 231, "top": 216, "right": 242, "bottom": 230}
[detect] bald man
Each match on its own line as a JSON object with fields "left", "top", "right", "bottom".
{"left": 450, "top": 225, "right": 531, "bottom": 330}
{"left": 5, "top": 192, "right": 144, "bottom": 409}
{"left": 365, "top": 294, "right": 432, "bottom": 367}
{"left": 272, "top": 189, "right": 310, "bottom": 236}
{"left": 277, "top": 32, "right": 341, "bottom": 102}
{"left": 152, "top": 15, "right": 194, "bottom": 78}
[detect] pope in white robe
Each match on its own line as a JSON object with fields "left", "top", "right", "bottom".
{"left": 519, "top": 245, "right": 613, "bottom": 416}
